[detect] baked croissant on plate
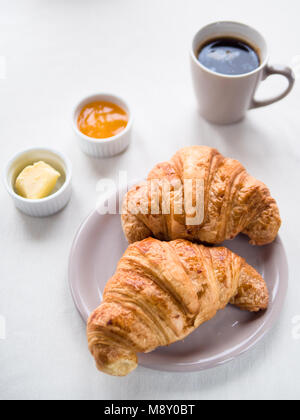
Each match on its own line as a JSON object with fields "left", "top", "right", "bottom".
{"left": 122, "top": 146, "right": 281, "bottom": 246}
{"left": 87, "top": 238, "right": 268, "bottom": 376}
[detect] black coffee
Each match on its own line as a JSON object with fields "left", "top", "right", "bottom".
{"left": 197, "top": 37, "right": 260, "bottom": 75}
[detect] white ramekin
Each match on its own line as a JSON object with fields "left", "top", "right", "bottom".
{"left": 4, "top": 147, "right": 72, "bottom": 217}
{"left": 72, "top": 93, "right": 133, "bottom": 158}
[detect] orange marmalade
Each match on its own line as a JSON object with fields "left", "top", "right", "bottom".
{"left": 77, "top": 101, "right": 129, "bottom": 139}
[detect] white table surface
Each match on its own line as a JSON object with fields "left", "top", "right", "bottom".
{"left": 0, "top": 0, "right": 300, "bottom": 401}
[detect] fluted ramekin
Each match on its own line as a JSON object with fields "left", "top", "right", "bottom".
{"left": 4, "top": 147, "right": 72, "bottom": 217}
{"left": 72, "top": 93, "right": 133, "bottom": 158}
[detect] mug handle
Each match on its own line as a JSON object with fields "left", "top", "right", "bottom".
{"left": 250, "top": 64, "right": 295, "bottom": 109}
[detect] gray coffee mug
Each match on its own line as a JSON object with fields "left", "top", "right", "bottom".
{"left": 191, "top": 21, "right": 295, "bottom": 125}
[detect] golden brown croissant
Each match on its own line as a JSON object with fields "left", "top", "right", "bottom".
{"left": 122, "top": 146, "right": 281, "bottom": 246}
{"left": 87, "top": 238, "right": 268, "bottom": 376}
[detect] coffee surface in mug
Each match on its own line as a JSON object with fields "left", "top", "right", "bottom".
{"left": 197, "top": 37, "right": 260, "bottom": 75}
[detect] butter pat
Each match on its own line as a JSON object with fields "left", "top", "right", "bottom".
{"left": 15, "top": 161, "right": 61, "bottom": 199}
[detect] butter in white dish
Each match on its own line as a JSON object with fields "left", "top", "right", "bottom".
{"left": 15, "top": 161, "right": 61, "bottom": 200}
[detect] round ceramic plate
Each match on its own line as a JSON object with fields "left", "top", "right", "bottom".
{"left": 69, "top": 186, "right": 288, "bottom": 373}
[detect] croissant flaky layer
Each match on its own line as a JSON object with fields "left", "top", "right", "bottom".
{"left": 122, "top": 146, "right": 281, "bottom": 246}
{"left": 87, "top": 238, "right": 269, "bottom": 376}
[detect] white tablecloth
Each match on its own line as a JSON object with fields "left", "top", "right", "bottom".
{"left": 0, "top": 0, "right": 299, "bottom": 400}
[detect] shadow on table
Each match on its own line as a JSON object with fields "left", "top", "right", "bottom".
{"left": 79, "top": 131, "right": 147, "bottom": 181}
{"left": 187, "top": 109, "right": 275, "bottom": 169}
{"left": 12, "top": 194, "right": 76, "bottom": 242}
{"left": 98, "top": 319, "right": 283, "bottom": 399}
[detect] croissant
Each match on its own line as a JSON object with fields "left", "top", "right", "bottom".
{"left": 122, "top": 146, "right": 281, "bottom": 246}
{"left": 87, "top": 238, "right": 268, "bottom": 376}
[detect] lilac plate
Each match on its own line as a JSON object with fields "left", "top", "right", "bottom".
{"left": 69, "top": 188, "right": 288, "bottom": 373}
